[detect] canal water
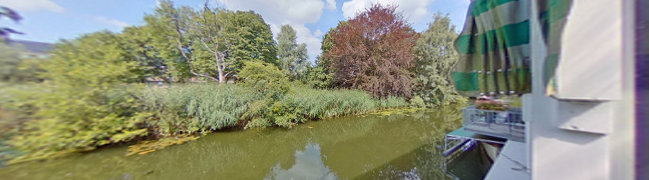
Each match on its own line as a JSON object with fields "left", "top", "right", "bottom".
{"left": 0, "top": 108, "right": 462, "bottom": 180}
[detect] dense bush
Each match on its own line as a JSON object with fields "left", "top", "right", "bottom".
{"left": 0, "top": 44, "right": 45, "bottom": 83}
{"left": 305, "top": 65, "right": 333, "bottom": 89}
{"left": 6, "top": 32, "right": 154, "bottom": 163}
{"left": 238, "top": 61, "right": 290, "bottom": 98}
{"left": 413, "top": 13, "right": 465, "bottom": 106}
{"left": 325, "top": 5, "right": 418, "bottom": 98}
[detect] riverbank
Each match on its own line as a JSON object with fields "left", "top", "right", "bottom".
{"left": 0, "top": 83, "right": 415, "bottom": 164}
{"left": 0, "top": 108, "right": 462, "bottom": 180}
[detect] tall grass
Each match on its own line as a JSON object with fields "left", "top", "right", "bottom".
{"left": 1, "top": 83, "right": 411, "bottom": 163}
{"left": 138, "top": 84, "right": 262, "bottom": 135}
{"left": 138, "top": 84, "right": 409, "bottom": 132}
{"left": 280, "top": 87, "right": 407, "bottom": 120}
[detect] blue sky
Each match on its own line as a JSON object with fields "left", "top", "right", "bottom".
{"left": 1, "top": 0, "right": 470, "bottom": 61}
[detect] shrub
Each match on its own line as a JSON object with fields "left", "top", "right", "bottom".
{"left": 410, "top": 96, "right": 426, "bottom": 108}
{"left": 8, "top": 32, "right": 151, "bottom": 162}
{"left": 9, "top": 84, "right": 149, "bottom": 163}
{"left": 238, "top": 61, "right": 289, "bottom": 99}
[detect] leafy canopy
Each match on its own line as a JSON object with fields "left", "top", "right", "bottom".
{"left": 9, "top": 32, "right": 149, "bottom": 162}
{"left": 324, "top": 5, "right": 419, "bottom": 98}
{"left": 413, "top": 13, "right": 464, "bottom": 105}
{"left": 277, "top": 24, "right": 309, "bottom": 80}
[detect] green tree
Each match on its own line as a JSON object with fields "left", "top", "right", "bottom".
{"left": 319, "top": 21, "right": 346, "bottom": 72}
{"left": 120, "top": 26, "right": 171, "bottom": 82}
{"left": 0, "top": 44, "right": 43, "bottom": 82}
{"left": 154, "top": 0, "right": 223, "bottom": 82}
{"left": 221, "top": 10, "right": 278, "bottom": 77}
{"left": 0, "top": 43, "right": 22, "bottom": 81}
{"left": 9, "top": 32, "right": 149, "bottom": 161}
{"left": 142, "top": 2, "right": 192, "bottom": 81}
{"left": 155, "top": 1, "right": 277, "bottom": 83}
{"left": 305, "top": 58, "right": 332, "bottom": 89}
{"left": 277, "top": 24, "right": 309, "bottom": 80}
{"left": 413, "top": 13, "right": 463, "bottom": 105}
{"left": 305, "top": 21, "right": 346, "bottom": 89}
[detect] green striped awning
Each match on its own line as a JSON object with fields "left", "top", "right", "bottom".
{"left": 452, "top": 0, "right": 532, "bottom": 97}
{"left": 452, "top": 0, "right": 574, "bottom": 97}
{"left": 538, "top": 0, "right": 573, "bottom": 96}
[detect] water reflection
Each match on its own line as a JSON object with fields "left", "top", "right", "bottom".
{"left": 265, "top": 143, "right": 337, "bottom": 180}
{"left": 0, "top": 107, "right": 464, "bottom": 180}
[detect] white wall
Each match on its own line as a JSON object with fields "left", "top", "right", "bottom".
{"left": 526, "top": 0, "right": 634, "bottom": 179}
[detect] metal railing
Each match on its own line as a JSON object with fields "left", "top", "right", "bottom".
{"left": 462, "top": 106, "right": 525, "bottom": 141}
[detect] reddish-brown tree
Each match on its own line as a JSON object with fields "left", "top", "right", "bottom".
{"left": 325, "top": 4, "right": 419, "bottom": 98}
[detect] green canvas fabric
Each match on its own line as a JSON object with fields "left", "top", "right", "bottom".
{"left": 452, "top": 0, "right": 532, "bottom": 97}
{"left": 537, "top": 0, "right": 573, "bottom": 96}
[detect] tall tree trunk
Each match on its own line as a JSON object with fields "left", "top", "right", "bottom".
{"left": 215, "top": 52, "right": 225, "bottom": 84}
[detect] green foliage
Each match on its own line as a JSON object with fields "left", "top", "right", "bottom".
{"left": 283, "top": 87, "right": 383, "bottom": 117}
{"left": 414, "top": 13, "right": 465, "bottom": 106}
{"left": 319, "top": 21, "right": 347, "bottom": 72}
{"left": 238, "top": 61, "right": 290, "bottom": 98}
{"left": 40, "top": 32, "right": 142, "bottom": 84}
{"left": 139, "top": 82, "right": 409, "bottom": 131}
{"left": 410, "top": 96, "right": 426, "bottom": 108}
{"left": 138, "top": 84, "right": 261, "bottom": 135}
{"left": 120, "top": 26, "right": 172, "bottom": 82}
{"left": 277, "top": 24, "right": 309, "bottom": 80}
{"left": 0, "top": 83, "right": 39, "bottom": 165}
{"left": 7, "top": 32, "right": 149, "bottom": 162}
{"left": 9, "top": 84, "right": 149, "bottom": 163}
{"left": 245, "top": 86, "right": 408, "bottom": 129}
{"left": 0, "top": 2, "right": 450, "bottom": 164}
{"left": 237, "top": 61, "right": 290, "bottom": 128}
{"left": 305, "top": 63, "right": 332, "bottom": 89}
{"left": 142, "top": 5, "right": 192, "bottom": 81}
{"left": 0, "top": 84, "right": 41, "bottom": 138}
{"left": 221, "top": 11, "right": 278, "bottom": 73}
{"left": 0, "top": 44, "right": 44, "bottom": 83}
{"left": 150, "top": 1, "right": 278, "bottom": 82}
{"left": 303, "top": 22, "right": 346, "bottom": 89}
{"left": 0, "top": 44, "right": 22, "bottom": 82}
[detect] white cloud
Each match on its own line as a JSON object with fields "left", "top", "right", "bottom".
{"left": 217, "top": 0, "right": 328, "bottom": 61}
{"left": 2, "top": 0, "right": 65, "bottom": 13}
{"left": 292, "top": 24, "right": 322, "bottom": 59}
{"left": 342, "top": 0, "right": 435, "bottom": 22}
{"left": 325, "top": 0, "right": 337, "bottom": 10}
{"left": 95, "top": 16, "right": 130, "bottom": 28}
{"left": 314, "top": 29, "right": 323, "bottom": 37}
{"left": 217, "top": 0, "right": 324, "bottom": 24}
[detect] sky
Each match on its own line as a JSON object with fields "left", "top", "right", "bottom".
{"left": 0, "top": 0, "right": 470, "bottom": 62}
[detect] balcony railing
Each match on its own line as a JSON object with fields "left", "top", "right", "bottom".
{"left": 462, "top": 105, "right": 525, "bottom": 142}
